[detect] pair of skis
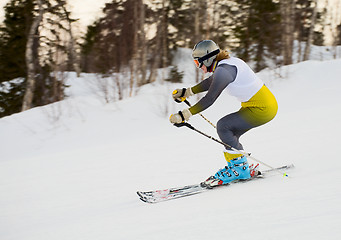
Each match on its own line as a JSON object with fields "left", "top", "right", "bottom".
{"left": 138, "top": 101, "right": 293, "bottom": 203}
{"left": 137, "top": 164, "right": 294, "bottom": 203}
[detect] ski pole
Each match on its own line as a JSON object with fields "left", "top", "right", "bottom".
{"left": 183, "top": 100, "right": 216, "bottom": 129}
{"left": 174, "top": 122, "right": 289, "bottom": 177}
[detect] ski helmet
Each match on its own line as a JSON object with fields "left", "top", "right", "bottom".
{"left": 192, "top": 40, "right": 220, "bottom": 68}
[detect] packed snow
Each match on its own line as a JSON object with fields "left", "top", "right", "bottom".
{"left": 1, "top": 49, "right": 341, "bottom": 240}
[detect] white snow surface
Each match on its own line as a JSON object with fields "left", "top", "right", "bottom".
{"left": 1, "top": 54, "right": 341, "bottom": 239}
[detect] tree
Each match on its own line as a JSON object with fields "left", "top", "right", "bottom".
{"left": 62, "top": 4, "right": 81, "bottom": 77}
{"left": 0, "top": 0, "right": 33, "bottom": 82}
{"left": 22, "top": 0, "right": 78, "bottom": 111}
{"left": 303, "top": 0, "right": 318, "bottom": 61}
{"left": 280, "top": 0, "right": 295, "bottom": 65}
{"left": 130, "top": 0, "right": 147, "bottom": 88}
{"left": 22, "top": 0, "right": 44, "bottom": 111}
{"left": 337, "top": 24, "right": 341, "bottom": 45}
{"left": 81, "top": 0, "right": 135, "bottom": 74}
{"left": 0, "top": 0, "right": 34, "bottom": 116}
{"left": 80, "top": 0, "right": 150, "bottom": 99}
{"left": 233, "top": 0, "right": 281, "bottom": 71}
{"left": 80, "top": 21, "right": 99, "bottom": 73}
{"left": 0, "top": 0, "right": 79, "bottom": 116}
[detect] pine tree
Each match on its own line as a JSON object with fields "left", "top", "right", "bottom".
{"left": 233, "top": 0, "right": 281, "bottom": 71}
{"left": 0, "top": 0, "right": 34, "bottom": 116}
{"left": 81, "top": 0, "right": 135, "bottom": 74}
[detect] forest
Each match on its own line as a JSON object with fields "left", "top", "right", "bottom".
{"left": 0, "top": 0, "right": 340, "bottom": 117}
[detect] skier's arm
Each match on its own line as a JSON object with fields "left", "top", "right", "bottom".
{"left": 191, "top": 75, "right": 213, "bottom": 94}
{"left": 172, "top": 75, "right": 213, "bottom": 103}
{"left": 189, "top": 64, "right": 237, "bottom": 115}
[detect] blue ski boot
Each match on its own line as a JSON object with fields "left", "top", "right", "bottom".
{"left": 228, "top": 156, "right": 251, "bottom": 180}
{"left": 202, "top": 152, "right": 251, "bottom": 188}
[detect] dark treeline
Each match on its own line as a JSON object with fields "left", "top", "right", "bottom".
{"left": 0, "top": 0, "right": 340, "bottom": 117}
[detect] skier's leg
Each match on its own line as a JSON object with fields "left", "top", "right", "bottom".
{"left": 216, "top": 111, "right": 252, "bottom": 152}
{"left": 207, "top": 107, "right": 274, "bottom": 187}
{"left": 206, "top": 86, "right": 278, "bottom": 187}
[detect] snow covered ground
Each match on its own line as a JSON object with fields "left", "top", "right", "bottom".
{"left": 1, "top": 53, "right": 341, "bottom": 240}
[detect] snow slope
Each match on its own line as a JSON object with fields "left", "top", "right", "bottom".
{"left": 1, "top": 57, "right": 341, "bottom": 240}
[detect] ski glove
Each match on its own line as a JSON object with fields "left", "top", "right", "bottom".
{"left": 172, "top": 88, "right": 194, "bottom": 103}
{"left": 169, "top": 109, "right": 192, "bottom": 124}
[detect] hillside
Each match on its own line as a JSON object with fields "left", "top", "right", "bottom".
{"left": 1, "top": 57, "right": 341, "bottom": 240}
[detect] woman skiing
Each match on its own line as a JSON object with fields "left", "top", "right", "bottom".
{"left": 169, "top": 40, "right": 278, "bottom": 187}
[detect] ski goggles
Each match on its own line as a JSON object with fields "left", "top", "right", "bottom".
{"left": 193, "top": 58, "right": 203, "bottom": 68}
{"left": 193, "top": 49, "right": 220, "bottom": 69}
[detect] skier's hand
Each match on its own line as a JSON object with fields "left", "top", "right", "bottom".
{"left": 169, "top": 109, "right": 192, "bottom": 124}
{"left": 172, "top": 88, "right": 193, "bottom": 103}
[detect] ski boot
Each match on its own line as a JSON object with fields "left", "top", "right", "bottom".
{"left": 202, "top": 152, "right": 252, "bottom": 188}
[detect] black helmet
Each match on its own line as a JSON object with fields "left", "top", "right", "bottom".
{"left": 192, "top": 40, "right": 220, "bottom": 68}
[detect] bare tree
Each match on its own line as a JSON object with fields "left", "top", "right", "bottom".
{"left": 22, "top": 0, "right": 44, "bottom": 111}
{"left": 280, "top": 0, "right": 295, "bottom": 65}
{"left": 130, "top": 0, "right": 147, "bottom": 95}
{"left": 161, "top": 0, "right": 168, "bottom": 82}
{"left": 331, "top": 0, "right": 341, "bottom": 58}
{"left": 194, "top": 0, "right": 201, "bottom": 84}
{"left": 130, "top": 0, "right": 139, "bottom": 93}
{"left": 139, "top": 1, "right": 147, "bottom": 86}
{"left": 147, "top": 23, "right": 161, "bottom": 84}
{"left": 22, "top": 0, "right": 78, "bottom": 111}
{"left": 62, "top": 5, "right": 81, "bottom": 77}
{"left": 303, "top": 0, "right": 318, "bottom": 61}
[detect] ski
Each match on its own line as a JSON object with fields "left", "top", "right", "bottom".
{"left": 137, "top": 164, "right": 294, "bottom": 203}
{"left": 137, "top": 184, "right": 206, "bottom": 203}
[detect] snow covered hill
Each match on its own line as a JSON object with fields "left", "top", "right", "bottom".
{"left": 1, "top": 57, "right": 341, "bottom": 240}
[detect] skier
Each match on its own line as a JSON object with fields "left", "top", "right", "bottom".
{"left": 169, "top": 40, "right": 278, "bottom": 187}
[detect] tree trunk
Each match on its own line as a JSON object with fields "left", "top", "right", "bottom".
{"left": 130, "top": 0, "right": 139, "bottom": 94}
{"left": 303, "top": 0, "right": 318, "bottom": 61}
{"left": 280, "top": 0, "right": 295, "bottom": 65}
{"left": 63, "top": 5, "right": 81, "bottom": 77}
{"left": 205, "top": 0, "right": 211, "bottom": 39}
{"left": 161, "top": 0, "right": 168, "bottom": 81}
{"left": 331, "top": 0, "right": 341, "bottom": 58}
{"left": 139, "top": 1, "right": 147, "bottom": 85}
{"left": 147, "top": 23, "right": 161, "bottom": 84}
{"left": 22, "top": 0, "right": 43, "bottom": 111}
{"left": 194, "top": 0, "right": 200, "bottom": 83}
